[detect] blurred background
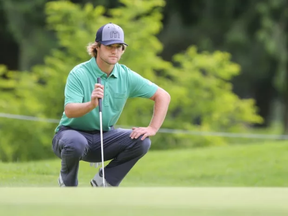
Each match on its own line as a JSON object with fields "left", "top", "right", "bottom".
{"left": 0, "top": 0, "right": 287, "bottom": 162}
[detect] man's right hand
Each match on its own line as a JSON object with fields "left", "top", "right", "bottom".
{"left": 90, "top": 83, "right": 104, "bottom": 108}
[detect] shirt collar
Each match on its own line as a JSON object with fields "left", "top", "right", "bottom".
{"left": 89, "top": 57, "right": 118, "bottom": 78}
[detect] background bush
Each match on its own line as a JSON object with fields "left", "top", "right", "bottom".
{"left": 0, "top": 0, "right": 262, "bottom": 161}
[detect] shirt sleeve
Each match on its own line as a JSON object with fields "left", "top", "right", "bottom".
{"left": 64, "top": 71, "right": 84, "bottom": 106}
{"left": 128, "top": 70, "right": 158, "bottom": 98}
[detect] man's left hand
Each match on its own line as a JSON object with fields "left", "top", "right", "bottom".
{"left": 130, "top": 126, "right": 157, "bottom": 140}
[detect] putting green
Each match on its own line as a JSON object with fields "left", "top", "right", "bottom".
{"left": 1, "top": 187, "right": 287, "bottom": 216}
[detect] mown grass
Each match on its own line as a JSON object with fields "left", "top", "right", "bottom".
{"left": 1, "top": 140, "right": 288, "bottom": 187}
{"left": 1, "top": 141, "right": 288, "bottom": 216}
{"left": 1, "top": 187, "right": 288, "bottom": 216}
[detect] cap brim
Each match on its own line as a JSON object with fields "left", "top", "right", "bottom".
{"left": 101, "top": 40, "right": 128, "bottom": 46}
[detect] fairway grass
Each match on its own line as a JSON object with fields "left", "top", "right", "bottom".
{"left": 1, "top": 187, "right": 288, "bottom": 216}
{"left": 1, "top": 141, "right": 288, "bottom": 187}
{"left": 1, "top": 141, "right": 288, "bottom": 215}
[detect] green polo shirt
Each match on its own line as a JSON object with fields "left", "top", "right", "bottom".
{"left": 55, "top": 57, "right": 158, "bottom": 132}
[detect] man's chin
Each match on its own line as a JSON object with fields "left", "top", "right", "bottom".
{"left": 108, "top": 62, "right": 117, "bottom": 66}
{"left": 108, "top": 60, "right": 118, "bottom": 65}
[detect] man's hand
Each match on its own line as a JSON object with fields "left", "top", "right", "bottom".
{"left": 90, "top": 83, "right": 104, "bottom": 108}
{"left": 130, "top": 126, "right": 158, "bottom": 140}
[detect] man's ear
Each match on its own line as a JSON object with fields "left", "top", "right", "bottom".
{"left": 96, "top": 42, "right": 101, "bottom": 50}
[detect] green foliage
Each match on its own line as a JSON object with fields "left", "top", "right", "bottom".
{"left": 1, "top": 0, "right": 57, "bottom": 70}
{"left": 0, "top": 0, "right": 262, "bottom": 161}
{"left": 151, "top": 47, "right": 262, "bottom": 148}
{"left": 171, "top": 47, "right": 262, "bottom": 129}
{"left": 256, "top": 0, "right": 288, "bottom": 94}
{"left": 159, "top": 0, "right": 287, "bottom": 128}
{"left": 0, "top": 65, "right": 54, "bottom": 161}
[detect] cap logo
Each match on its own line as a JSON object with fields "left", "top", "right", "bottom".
{"left": 110, "top": 31, "right": 120, "bottom": 39}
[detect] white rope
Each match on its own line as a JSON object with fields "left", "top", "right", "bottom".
{"left": 0, "top": 113, "right": 59, "bottom": 123}
{"left": 0, "top": 112, "right": 288, "bottom": 139}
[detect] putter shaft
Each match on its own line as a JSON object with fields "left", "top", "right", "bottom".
{"left": 99, "top": 111, "right": 105, "bottom": 187}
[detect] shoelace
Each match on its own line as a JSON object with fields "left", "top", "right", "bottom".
{"left": 90, "top": 162, "right": 101, "bottom": 168}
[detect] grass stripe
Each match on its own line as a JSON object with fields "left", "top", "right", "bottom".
{"left": 1, "top": 188, "right": 288, "bottom": 216}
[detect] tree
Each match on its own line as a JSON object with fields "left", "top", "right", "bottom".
{"left": 159, "top": 0, "right": 283, "bottom": 128}
{"left": 256, "top": 0, "right": 288, "bottom": 133}
{"left": 0, "top": 0, "right": 262, "bottom": 161}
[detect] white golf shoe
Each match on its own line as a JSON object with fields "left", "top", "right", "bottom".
{"left": 58, "top": 173, "right": 66, "bottom": 187}
{"left": 90, "top": 169, "right": 112, "bottom": 187}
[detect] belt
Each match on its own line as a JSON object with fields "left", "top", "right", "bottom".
{"left": 59, "top": 125, "right": 114, "bottom": 134}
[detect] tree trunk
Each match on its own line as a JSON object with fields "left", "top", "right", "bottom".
{"left": 253, "top": 59, "right": 277, "bottom": 127}
{"left": 283, "top": 62, "right": 288, "bottom": 134}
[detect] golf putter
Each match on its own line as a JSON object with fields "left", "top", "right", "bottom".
{"left": 89, "top": 78, "right": 105, "bottom": 186}
{"left": 97, "top": 77, "right": 106, "bottom": 187}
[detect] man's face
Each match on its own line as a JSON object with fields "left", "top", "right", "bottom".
{"left": 97, "top": 44, "right": 124, "bottom": 65}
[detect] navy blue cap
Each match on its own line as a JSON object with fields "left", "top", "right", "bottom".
{"left": 95, "top": 23, "right": 128, "bottom": 46}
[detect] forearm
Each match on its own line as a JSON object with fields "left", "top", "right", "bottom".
{"left": 149, "top": 89, "right": 171, "bottom": 131}
{"left": 65, "top": 102, "right": 95, "bottom": 118}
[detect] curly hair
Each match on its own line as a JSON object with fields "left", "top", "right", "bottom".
{"left": 87, "top": 42, "right": 126, "bottom": 57}
{"left": 87, "top": 42, "right": 101, "bottom": 57}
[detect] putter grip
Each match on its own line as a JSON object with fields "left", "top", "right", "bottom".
{"left": 97, "top": 77, "right": 102, "bottom": 112}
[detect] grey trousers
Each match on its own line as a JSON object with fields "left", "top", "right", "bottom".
{"left": 52, "top": 126, "right": 151, "bottom": 186}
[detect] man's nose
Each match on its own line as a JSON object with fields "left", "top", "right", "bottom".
{"left": 111, "top": 46, "right": 118, "bottom": 51}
